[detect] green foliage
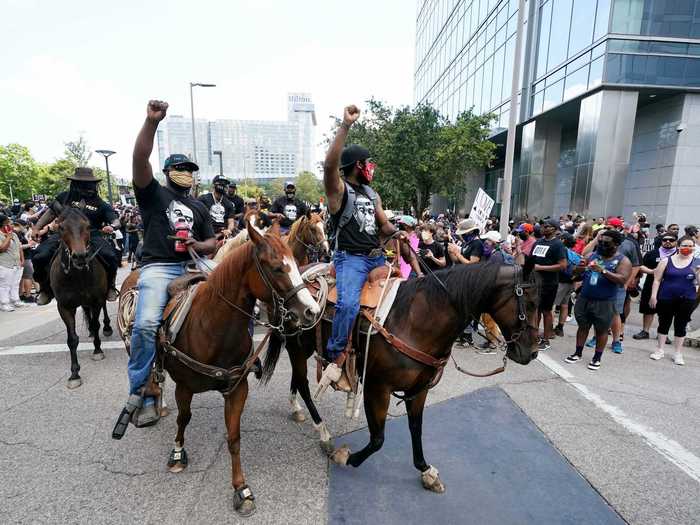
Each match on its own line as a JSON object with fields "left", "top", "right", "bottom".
{"left": 339, "top": 99, "right": 496, "bottom": 213}
{"left": 237, "top": 183, "right": 265, "bottom": 199}
{"left": 64, "top": 136, "right": 92, "bottom": 167}
{"left": 0, "top": 144, "right": 47, "bottom": 202}
{"left": 294, "top": 171, "right": 322, "bottom": 203}
{"left": 38, "top": 159, "right": 73, "bottom": 197}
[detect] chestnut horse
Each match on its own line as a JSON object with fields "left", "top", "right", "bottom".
{"left": 286, "top": 212, "right": 329, "bottom": 266}
{"left": 264, "top": 261, "right": 539, "bottom": 491}
{"left": 117, "top": 222, "right": 319, "bottom": 516}
{"left": 50, "top": 205, "right": 110, "bottom": 389}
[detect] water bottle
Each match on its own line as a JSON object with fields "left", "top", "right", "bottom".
{"left": 174, "top": 220, "right": 190, "bottom": 253}
{"left": 590, "top": 271, "right": 599, "bottom": 286}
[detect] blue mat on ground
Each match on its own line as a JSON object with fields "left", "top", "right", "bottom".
{"left": 329, "top": 387, "right": 624, "bottom": 525}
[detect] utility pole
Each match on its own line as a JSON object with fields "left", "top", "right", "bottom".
{"left": 95, "top": 150, "right": 116, "bottom": 204}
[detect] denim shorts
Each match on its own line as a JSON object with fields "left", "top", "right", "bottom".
{"left": 613, "top": 287, "right": 626, "bottom": 314}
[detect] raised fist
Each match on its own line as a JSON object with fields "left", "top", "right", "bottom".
{"left": 343, "top": 105, "right": 360, "bottom": 127}
{"left": 146, "top": 100, "right": 169, "bottom": 122}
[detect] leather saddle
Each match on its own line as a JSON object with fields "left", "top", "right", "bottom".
{"left": 161, "top": 271, "right": 208, "bottom": 344}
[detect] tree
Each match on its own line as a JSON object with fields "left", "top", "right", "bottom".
{"left": 0, "top": 144, "right": 46, "bottom": 203}
{"left": 64, "top": 136, "right": 92, "bottom": 167}
{"left": 294, "top": 171, "right": 322, "bottom": 203}
{"left": 38, "top": 159, "right": 73, "bottom": 197}
{"left": 237, "top": 183, "right": 265, "bottom": 199}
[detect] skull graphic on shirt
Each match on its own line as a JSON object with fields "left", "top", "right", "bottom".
{"left": 353, "top": 195, "right": 377, "bottom": 235}
{"left": 209, "top": 202, "right": 226, "bottom": 224}
{"left": 166, "top": 200, "right": 194, "bottom": 232}
{"left": 284, "top": 204, "right": 298, "bottom": 221}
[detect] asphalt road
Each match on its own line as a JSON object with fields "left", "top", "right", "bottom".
{"left": 0, "top": 269, "right": 699, "bottom": 524}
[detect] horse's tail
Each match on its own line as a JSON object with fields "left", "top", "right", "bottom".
{"left": 261, "top": 331, "right": 284, "bottom": 385}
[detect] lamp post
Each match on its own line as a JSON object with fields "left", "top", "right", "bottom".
{"left": 95, "top": 149, "right": 116, "bottom": 204}
{"left": 189, "top": 82, "right": 216, "bottom": 166}
{"left": 213, "top": 150, "right": 223, "bottom": 176}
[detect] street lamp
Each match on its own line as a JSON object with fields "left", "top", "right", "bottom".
{"left": 189, "top": 82, "right": 216, "bottom": 166}
{"left": 95, "top": 149, "right": 116, "bottom": 204}
{"left": 213, "top": 150, "right": 223, "bottom": 177}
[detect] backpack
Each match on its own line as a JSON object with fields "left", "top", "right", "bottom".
{"left": 563, "top": 248, "right": 581, "bottom": 278}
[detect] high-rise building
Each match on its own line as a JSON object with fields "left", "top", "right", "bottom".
{"left": 156, "top": 93, "right": 316, "bottom": 184}
{"left": 415, "top": 0, "right": 700, "bottom": 225}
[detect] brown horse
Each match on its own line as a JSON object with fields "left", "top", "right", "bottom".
{"left": 50, "top": 205, "right": 110, "bottom": 389}
{"left": 286, "top": 212, "right": 329, "bottom": 266}
{"left": 264, "top": 261, "right": 539, "bottom": 491}
{"left": 118, "top": 222, "right": 319, "bottom": 516}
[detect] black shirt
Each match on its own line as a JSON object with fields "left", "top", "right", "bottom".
{"left": 198, "top": 193, "right": 236, "bottom": 232}
{"left": 55, "top": 192, "right": 118, "bottom": 231}
{"left": 531, "top": 237, "right": 567, "bottom": 285}
{"left": 229, "top": 194, "right": 245, "bottom": 217}
{"left": 134, "top": 179, "right": 214, "bottom": 265}
{"left": 335, "top": 183, "right": 380, "bottom": 253}
{"left": 418, "top": 240, "right": 445, "bottom": 272}
{"left": 271, "top": 196, "right": 308, "bottom": 228}
{"left": 460, "top": 237, "right": 484, "bottom": 262}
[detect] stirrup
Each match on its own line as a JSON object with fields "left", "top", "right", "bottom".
{"left": 107, "top": 288, "right": 119, "bottom": 302}
{"left": 111, "top": 393, "right": 143, "bottom": 440}
{"left": 36, "top": 291, "right": 53, "bottom": 306}
{"left": 314, "top": 362, "right": 342, "bottom": 399}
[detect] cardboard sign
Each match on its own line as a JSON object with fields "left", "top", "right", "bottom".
{"left": 470, "top": 188, "right": 494, "bottom": 231}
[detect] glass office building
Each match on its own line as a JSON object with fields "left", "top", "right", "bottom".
{"left": 157, "top": 93, "right": 316, "bottom": 184}
{"left": 415, "top": 0, "right": 700, "bottom": 225}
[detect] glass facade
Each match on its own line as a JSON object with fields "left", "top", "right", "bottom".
{"left": 157, "top": 94, "right": 316, "bottom": 182}
{"left": 611, "top": 0, "right": 700, "bottom": 38}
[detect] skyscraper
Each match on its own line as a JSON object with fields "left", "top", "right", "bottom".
{"left": 415, "top": 0, "right": 700, "bottom": 225}
{"left": 156, "top": 93, "right": 316, "bottom": 184}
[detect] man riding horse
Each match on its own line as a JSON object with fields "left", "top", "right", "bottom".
{"left": 32, "top": 167, "right": 121, "bottom": 305}
{"left": 113, "top": 99, "right": 216, "bottom": 432}
{"left": 320, "top": 104, "right": 420, "bottom": 391}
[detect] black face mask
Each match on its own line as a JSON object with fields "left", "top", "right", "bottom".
{"left": 214, "top": 184, "right": 227, "bottom": 194}
{"left": 286, "top": 191, "right": 295, "bottom": 199}
{"left": 597, "top": 241, "right": 616, "bottom": 256}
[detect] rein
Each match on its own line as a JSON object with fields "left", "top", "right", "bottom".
{"left": 59, "top": 236, "right": 104, "bottom": 274}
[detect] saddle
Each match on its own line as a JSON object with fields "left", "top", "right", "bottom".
{"left": 161, "top": 271, "right": 208, "bottom": 344}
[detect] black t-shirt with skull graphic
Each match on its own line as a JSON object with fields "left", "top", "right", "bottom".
{"left": 271, "top": 196, "right": 308, "bottom": 229}
{"left": 134, "top": 179, "right": 214, "bottom": 265}
{"left": 198, "top": 192, "right": 235, "bottom": 232}
{"left": 335, "top": 182, "right": 380, "bottom": 253}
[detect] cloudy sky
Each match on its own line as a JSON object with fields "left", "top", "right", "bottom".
{"left": 0, "top": 0, "right": 417, "bottom": 181}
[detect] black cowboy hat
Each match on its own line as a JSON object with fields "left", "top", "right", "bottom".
{"left": 67, "top": 167, "right": 102, "bottom": 182}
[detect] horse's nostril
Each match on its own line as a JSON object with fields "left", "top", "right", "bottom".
{"left": 303, "top": 307, "right": 316, "bottom": 321}
{"left": 531, "top": 351, "right": 539, "bottom": 360}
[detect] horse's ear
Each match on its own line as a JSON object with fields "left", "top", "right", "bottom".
{"left": 522, "top": 255, "right": 535, "bottom": 281}
{"left": 268, "top": 222, "right": 281, "bottom": 237}
{"left": 247, "top": 217, "right": 265, "bottom": 245}
{"left": 51, "top": 200, "right": 63, "bottom": 216}
{"left": 305, "top": 208, "right": 311, "bottom": 219}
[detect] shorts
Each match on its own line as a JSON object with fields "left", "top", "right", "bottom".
{"left": 554, "top": 282, "right": 574, "bottom": 306}
{"left": 22, "top": 259, "right": 33, "bottom": 280}
{"left": 574, "top": 296, "right": 615, "bottom": 333}
{"left": 613, "top": 287, "right": 626, "bottom": 314}
{"left": 538, "top": 283, "right": 559, "bottom": 312}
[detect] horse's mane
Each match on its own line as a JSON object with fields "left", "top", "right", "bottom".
{"left": 394, "top": 261, "right": 502, "bottom": 321}
{"left": 287, "top": 215, "right": 307, "bottom": 242}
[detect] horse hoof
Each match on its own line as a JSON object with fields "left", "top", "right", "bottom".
{"left": 160, "top": 406, "right": 170, "bottom": 418}
{"left": 91, "top": 352, "right": 105, "bottom": 361}
{"left": 320, "top": 440, "right": 334, "bottom": 455}
{"left": 421, "top": 466, "right": 446, "bottom": 493}
{"left": 168, "top": 462, "right": 187, "bottom": 474}
{"left": 330, "top": 444, "right": 350, "bottom": 465}
{"left": 66, "top": 378, "right": 82, "bottom": 389}
{"left": 291, "top": 410, "right": 306, "bottom": 423}
{"left": 103, "top": 327, "right": 113, "bottom": 337}
{"left": 235, "top": 498, "right": 256, "bottom": 517}
{"left": 167, "top": 448, "right": 188, "bottom": 473}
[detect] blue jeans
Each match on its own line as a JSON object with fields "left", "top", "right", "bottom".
{"left": 128, "top": 262, "right": 187, "bottom": 395}
{"left": 326, "top": 251, "right": 385, "bottom": 359}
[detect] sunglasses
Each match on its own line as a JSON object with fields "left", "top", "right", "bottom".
{"left": 662, "top": 238, "right": 676, "bottom": 243}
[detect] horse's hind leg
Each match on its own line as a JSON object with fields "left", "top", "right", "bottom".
{"left": 168, "top": 383, "right": 193, "bottom": 474}
{"left": 58, "top": 305, "right": 81, "bottom": 389}
{"left": 88, "top": 307, "right": 104, "bottom": 361}
{"left": 102, "top": 304, "right": 113, "bottom": 337}
{"left": 225, "top": 380, "right": 256, "bottom": 517}
{"left": 406, "top": 389, "right": 445, "bottom": 493}
{"left": 331, "top": 381, "right": 390, "bottom": 468}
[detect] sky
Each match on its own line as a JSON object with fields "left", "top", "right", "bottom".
{"left": 0, "top": 0, "right": 417, "bottom": 182}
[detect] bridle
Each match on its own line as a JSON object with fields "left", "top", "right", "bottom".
{"left": 59, "top": 235, "right": 104, "bottom": 274}
{"left": 497, "top": 264, "right": 539, "bottom": 347}
{"left": 290, "top": 220, "right": 327, "bottom": 263}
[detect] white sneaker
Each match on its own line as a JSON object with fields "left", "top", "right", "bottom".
{"left": 12, "top": 301, "right": 27, "bottom": 308}
{"left": 0, "top": 304, "right": 15, "bottom": 312}
{"left": 674, "top": 353, "right": 685, "bottom": 366}
{"left": 649, "top": 349, "right": 664, "bottom": 360}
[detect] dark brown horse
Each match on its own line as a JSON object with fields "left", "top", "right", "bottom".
{"left": 50, "top": 205, "right": 110, "bottom": 389}
{"left": 119, "top": 222, "right": 319, "bottom": 516}
{"left": 264, "top": 261, "right": 539, "bottom": 491}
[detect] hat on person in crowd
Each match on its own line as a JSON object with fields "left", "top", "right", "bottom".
{"left": 13, "top": 199, "right": 19, "bottom": 204}
{"left": 245, "top": 197, "right": 258, "bottom": 206}
{"left": 163, "top": 153, "right": 199, "bottom": 172}
{"left": 285, "top": 180, "right": 295, "bottom": 189}
{"left": 481, "top": 230, "right": 502, "bottom": 243}
{"left": 455, "top": 218, "right": 479, "bottom": 235}
{"left": 67, "top": 167, "right": 101, "bottom": 182}
{"left": 212, "top": 175, "right": 229, "bottom": 187}
{"left": 516, "top": 223, "right": 534, "bottom": 234}
{"left": 398, "top": 215, "right": 417, "bottom": 228}
{"left": 661, "top": 232, "right": 678, "bottom": 241}
{"left": 606, "top": 217, "right": 624, "bottom": 228}
{"left": 340, "top": 144, "right": 370, "bottom": 169}
{"left": 543, "top": 218, "right": 560, "bottom": 229}
{"left": 229, "top": 181, "right": 237, "bottom": 188}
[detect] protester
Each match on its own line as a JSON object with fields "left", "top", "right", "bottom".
{"left": 417, "top": 222, "right": 446, "bottom": 272}
{"left": 15, "top": 220, "right": 36, "bottom": 302}
{"left": 513, "top": 223, "right": 535, "bottom": 264}
{"left": 0, "top": 214, "right": 26, "bottom": 312}
{"left": 270, "top": 181, "right": 308, "bottom": 234}
{"left": 649, "top": 236, "right": 700, "bottom": 366}
{"left": 398, "top": 215, "right": 419, "bottom": 278}
{"left": 199, "top": 175, "right": 236, "bottom": 236}
{"left": 226, "top": 182, "right": 245, "bottom": 228}
{"left": 554, "top": 232, "right": 580, "bottom": 337}
{"left": 447, "top": 218, "right": 483, "bottom": 265}
{"left": 654, "top": 223, "right": 680, "bottom": 250}
{"left": 566, "top": 230, "right": 632, "bottom": 370}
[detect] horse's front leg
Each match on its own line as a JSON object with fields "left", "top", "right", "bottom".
{"left": 102, "top": 304, "right": 113, "bottom": 337}
{"left": 87, "top": 306, "right": 105, "bottom": 361}
{"left": 225, "top": 379, "right": 255, "bottom": 517}
{"left": 168, "top": 383, "right": 193, "bottom": 473}
{"left": 331, "top": 380, "right": 390, "bottom": 468}
{"left": 58, "top": 305, "right": 81, "bottom": 389}
{"left": 406, "top": 389, "right": 445, "bottom": 493}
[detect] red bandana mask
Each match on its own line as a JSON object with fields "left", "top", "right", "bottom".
{"left": 360, "top": 161, "right": 376, "bottom": 184}
{"left": 679, "top": 247, "right": 694, "bottom": 256}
